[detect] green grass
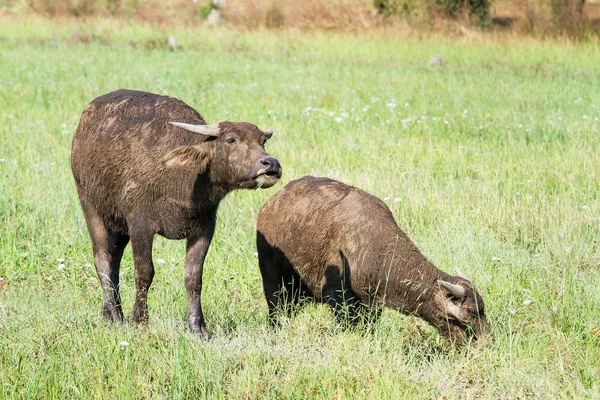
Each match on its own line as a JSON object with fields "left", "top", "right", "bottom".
{"left": 1, "top": 17, "right": 600, "bottom": 398}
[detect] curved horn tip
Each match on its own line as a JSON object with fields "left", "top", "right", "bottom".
{"left": 455, "top": 267, "right": 470, "bottom": 281}
{"left": 438, "top": 280, "right": 466, "bottom": 298}
{"left": 262, "top": 129, "right": 273, "bottom": 139}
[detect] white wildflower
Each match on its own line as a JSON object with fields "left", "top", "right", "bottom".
{"left": 156, "top": 259, "right": 166, "bottom": 265}
{"left": 523, "top": 299, "right": 533, "bottom": 306}
{"left": 492, "top": 257, "right": 501, "bottom": 262}
{"left": 119, "top": 340, "right": 129, "bottom": 349}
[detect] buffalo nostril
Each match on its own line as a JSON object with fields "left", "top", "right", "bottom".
{"left": 262, "top": 157, "right": 280, "bottom": 170}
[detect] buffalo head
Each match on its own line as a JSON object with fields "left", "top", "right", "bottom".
{"left": 433, "top": 268, "right": 489, "bottom": 345}
{"left": 163, "top": 121, "right": 282, "bottom": 189}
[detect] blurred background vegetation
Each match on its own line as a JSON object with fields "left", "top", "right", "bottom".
{"left": 1, "top": 0, "right": 599, "bottom": 38}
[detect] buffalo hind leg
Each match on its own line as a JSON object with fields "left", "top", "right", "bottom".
{"left": 257, "top": 232, "right": 285, "bottom": 326}
{"left": 322, "top": 264, "right": 362, "bottom": 327}
{"left": 82, "top": 203, "right": 129, "bottom": 323}
{"left": 261, "top": 270, "right": 284, "bottom": 327}
{"left": 129, "top": 223, "right": 155, "bottom": 325}
{"left": 257, "top": 243, "right": 307, "bottom": 326}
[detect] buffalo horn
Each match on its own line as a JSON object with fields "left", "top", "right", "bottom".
{"left": 262, "top": 128, "right": 273, "bottom": 139}
{"left": 446, "top": 303, "right": 464, "bottom": 320}
{"left": 170, "top": 122, "right": 221, "bottom": 137}
{"left": 438, "top": 280, "right": 466, "bottom": 298}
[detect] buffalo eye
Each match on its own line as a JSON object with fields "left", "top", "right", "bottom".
{"left": 468, "top": 309, "right": 480, "bottom": 317}
{"left": 226, "top": 137, "right": 237, "bottom": 145}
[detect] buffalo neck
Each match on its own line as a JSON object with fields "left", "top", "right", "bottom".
{"left": 376, "top": 235, "right": 451, "bottom": 320}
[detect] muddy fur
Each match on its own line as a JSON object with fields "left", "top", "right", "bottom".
{"left": 256, "top": 176, "right": 487, "bottom": 345}
{"left": 72, "top": 89, "right": 281, "bottom": 339}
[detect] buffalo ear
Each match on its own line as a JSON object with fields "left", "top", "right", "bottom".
{"left": 162, "top": 142, "right": 214, "bottom": 173}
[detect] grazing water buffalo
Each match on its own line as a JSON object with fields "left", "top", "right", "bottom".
{"left": 256, "top": 176, "right": 488, "bottom": 345}
{"left": 71, "top": 89, "right": 282, "bottom": 339}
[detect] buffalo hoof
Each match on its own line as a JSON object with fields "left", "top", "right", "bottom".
{"left": 191, "top": 325, "right": 211, "bottom": 341}
{"left": 102, "top": 304, "right": 124, "bottom": 323}
{"left": 131, "top": 305, "right": 149, "bottom": 325}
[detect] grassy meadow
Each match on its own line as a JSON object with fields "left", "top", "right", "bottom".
{"left": 1, "top": 17, "right": 600, "bottom": 398}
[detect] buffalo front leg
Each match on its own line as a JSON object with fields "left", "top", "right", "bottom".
{"left": 184, "top": 217, "right": 216, "bottom": 340}
{"left": 129, "top": 224, "right": 155, "bottom": 325}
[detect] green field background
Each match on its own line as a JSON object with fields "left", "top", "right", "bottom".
{"left": 0, "top": 18, "right": 599, "bottom": 398}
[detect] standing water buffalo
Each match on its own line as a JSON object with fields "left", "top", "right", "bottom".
{"left": 256, "top": 176, "right": 488, "bottom": 345}
{"left": 71, "top": 89, "right": 282, "bottom": 339}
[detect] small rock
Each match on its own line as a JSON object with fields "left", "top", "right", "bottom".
{"left": 168, "top": 36, "right": 179, "bottom": 51}
{"left": 206, "top": 9, "right": 222, "bottom": 25}
{"left": 427, "top": 56, "right": 446, "bottom": 67}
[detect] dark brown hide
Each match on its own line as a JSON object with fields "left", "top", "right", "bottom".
{"left": 71, "top": 89, "right": 281, "bottom": 339}
{"left": 256, "top": 176, "right": 488, "bottom": 345}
